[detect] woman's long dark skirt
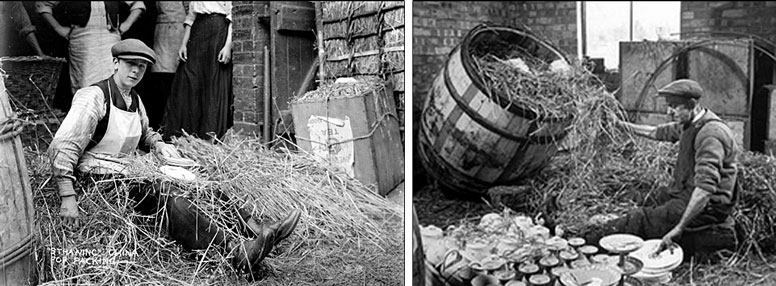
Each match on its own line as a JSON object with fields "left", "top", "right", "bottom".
{"left": 161, "top": 14, "right": 233, "bottom": 141}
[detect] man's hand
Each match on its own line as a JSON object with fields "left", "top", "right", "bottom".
{"left": 59, "top": 195, "right": 80, "bottom": 225}
{"left": 118, "top": 22, "right": 131, "bottom": 35}
{"left": 654, "top": 227, "right": 682, "bottom": 257}
{"left": 154, "top": 141, "right": 181, "bottom": 159}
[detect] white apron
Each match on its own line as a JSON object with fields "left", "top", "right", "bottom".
{"left": 67, "top": 2, "right": 121, "bottom": 93}
{"left": 77, "top": 86, "right": 142, "bottom": 175}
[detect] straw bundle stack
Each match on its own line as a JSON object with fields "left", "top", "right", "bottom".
{"left": 317, "top": 1, "right": 405, "bottom": 141}
{"left": 29, "top": 134, "right": 402, "bottom": 285}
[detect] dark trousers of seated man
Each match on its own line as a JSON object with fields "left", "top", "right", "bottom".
{"left": 82, "top": 173, "right": 256, "bottom": 252}
{"left": 585, "top": 186, "right": 736, "bottom": 257}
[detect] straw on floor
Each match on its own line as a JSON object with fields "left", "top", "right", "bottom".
{"left": 27, "top": 132, "right": 402, "bottom": 285}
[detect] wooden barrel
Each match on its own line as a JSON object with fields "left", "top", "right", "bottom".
{"left": 0, "top": 72, "right": 35, "bottom": 285}
{"left": 418, "top": 24, "right": 573, "bottom": 196}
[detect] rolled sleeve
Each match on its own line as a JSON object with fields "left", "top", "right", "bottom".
{"left": 34, "top": 1, "right": 57, "bottom": 14}
{"left": 125, "top": 1, "right": 145, "bottom": 12}
{"left": 9, "top": 2, "right": 36, "bottom": 38}
{"left": 694, "top": 135, "right": 724, "bottom": 194}
{"left": 224, "top": 2, "right": 232, "bottom": 23}
{"left": 48, "top": 87, "right": 105, "bottom": 191}
{"left": 184, "top": 7, "right": 196, "bottom": 26}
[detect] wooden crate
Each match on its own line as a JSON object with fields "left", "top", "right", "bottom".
{"left": 315, "top": 1, "right": 405, "bottom": 143}
{"left": 291, "top": 81, "right": 404, "bottom": 195}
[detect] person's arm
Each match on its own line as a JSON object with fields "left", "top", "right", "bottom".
{"left": 48, "top": 87, "right": 106, "bottom": 219}
{"left": 119, "top": 1, "right": 145, "bottom": 35}
{"left": 178, "top": 24, "right": 191, "bottom": 61}
{"left": 35, "top": 1, "right": 71, "bottom": 39}
{"left": 9, "top": 2, "right": 45, "bottom": 56}
{"left": 656, "top": 187, "right": 711, "bottom": 255}
{"left": 217, "top": 20, "right": 233, "bottom": 64}
{"left": 656, "top": 129, "right": 728, "bottom": 255}
{"left": 25, "top": 33, "right": 45, "bottom": 56}
{"left": 618, "top": 121, "right": 658, "bottom": 140}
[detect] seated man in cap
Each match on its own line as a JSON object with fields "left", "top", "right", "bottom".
{"left": 583, "top": 79, "right": 741, "bottom": 259}
{"left": 48, "top": 38, "right": 300, "bottom": 273}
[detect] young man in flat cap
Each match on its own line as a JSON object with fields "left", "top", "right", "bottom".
{"left": 585, "top": 79, "right": 741, "bottom": 258}
{"left": 48, "top": 38, "right": 300, "bottom": 273}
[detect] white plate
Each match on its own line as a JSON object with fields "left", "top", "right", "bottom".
{"left": 629, "top": 239, "right": 683, "bottom": 272}
{"left": 163, "top": 156, "right": 197, "bottom": 167}
{"left": 599, "top": 233, "right": 644, "bottom": 254}
{"left": 159, "top": 165, "right": 196, "bottom": 181}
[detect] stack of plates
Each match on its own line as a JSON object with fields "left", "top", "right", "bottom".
{"left": 628, "top": 239, "right": 683, "bottom": 283}
{"left": 599, "top": 234, "right": 644, "bottom": 254}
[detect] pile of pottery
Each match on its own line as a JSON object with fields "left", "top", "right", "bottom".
{"left": 420, "top": 212, "right": 614, "bottom": 286}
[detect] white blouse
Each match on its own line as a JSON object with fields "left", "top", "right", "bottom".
{"left": 184, "top": 1, "right": 232, "bottom": 26}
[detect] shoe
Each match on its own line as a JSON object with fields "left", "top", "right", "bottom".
{"left": 245, "top": 210, "right": 301, "bottom": 245}
{"left": 230, "top": 230, "right": 276, "bottom": 272}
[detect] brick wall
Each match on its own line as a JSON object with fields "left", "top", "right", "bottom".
{"left": 681, "top": 1, "right": 776, "bottom": 45}
{"left": 513, "top": 1, "right": 578, "bottom": 56}
{"left": 231, "top": 1, "right": 270, "bottom": 136}
{"left": 412, "top": 1, "right": 577, "bottom": 121}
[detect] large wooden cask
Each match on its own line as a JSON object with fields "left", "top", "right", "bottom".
{"left": 0, "top": 71, "right": 35, "bottom": 285}
{"left": 418, "top": 24, "right": 572, "bottom": 196}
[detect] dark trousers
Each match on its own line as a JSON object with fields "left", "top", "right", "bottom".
{"left": 586, "top": 186, "right": 731, "bottom": 246}
{"left": 86, "top": 174, "right": 254, "bottom": 251}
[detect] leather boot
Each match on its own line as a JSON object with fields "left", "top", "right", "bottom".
{"left": 229, "top": 229, "right": 276, "bottom": 272}
{"left": 245, "top": 209, "right": 301, "bottom": 245}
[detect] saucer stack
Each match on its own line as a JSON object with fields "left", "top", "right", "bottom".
{"left": 628, "top": 239, "right": 683, "bottom": 285}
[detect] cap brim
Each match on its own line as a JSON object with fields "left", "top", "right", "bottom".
{"left": 117, "top": 55, "right": 155, "bottom": 64}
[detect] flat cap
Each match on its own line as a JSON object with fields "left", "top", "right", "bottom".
{"left": 111, "top": 39, "right": 156, "bottom": 65}
{"left": 656, "top": 79, "right": 703, "bottom": 99}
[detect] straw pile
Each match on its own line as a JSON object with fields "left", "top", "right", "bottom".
{"left": 508, "top": 78, "right": 776, "bottom": 264}
{"left": 471, "top": 42, "right": 593, "bottom": 120}
{"left": 294, "top": 80, "right": 386, "bottom": 103}
{"left": 27, "top": 133, "right": 402, "bottom": 285}
{"left": 462, "top": 46, "right": 776, "bottom": 262}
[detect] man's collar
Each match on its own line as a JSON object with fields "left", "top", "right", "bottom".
{"left": 691, "top": 107, "right": 706, "bottom": 123}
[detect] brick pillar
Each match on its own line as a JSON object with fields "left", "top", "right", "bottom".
{"left": 231, "top": 1, "right": 270, "bottom": 137}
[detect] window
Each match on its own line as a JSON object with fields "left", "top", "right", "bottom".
{"left": 578, "top": 1, "right": 680, "bottom": 70}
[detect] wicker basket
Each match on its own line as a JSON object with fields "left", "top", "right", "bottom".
{"left": 0, "top": 56, "right": 67, "bottom": 150}
{"left": 0, "top": 56, "right": 66, "bottom": 114}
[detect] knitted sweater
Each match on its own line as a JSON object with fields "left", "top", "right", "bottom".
{"left": 654, "top": 109, "right": 740, "bottom": 210}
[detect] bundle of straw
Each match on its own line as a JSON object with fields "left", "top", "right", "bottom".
{"left": 29, "top": 133, "right": 402, "bottom": 285}
{"left": 295, "top": 80, "right": 385, "bottom": 103}
{"left": 473, "top": 52, "right": 587, "bottom": 120}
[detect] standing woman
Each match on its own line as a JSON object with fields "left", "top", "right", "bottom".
{"left": 35, "top": 1, "right": 145, "bottom": 95}
{"left": 161, "top": 1, "right": 233, "bottom": 141}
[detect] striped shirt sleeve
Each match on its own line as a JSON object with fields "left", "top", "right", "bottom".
{"left": 49, "top": 85, "right": 163, "bottom": 196}
{"left": 48, "top": 86, "right": 105, "bottom": 195}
